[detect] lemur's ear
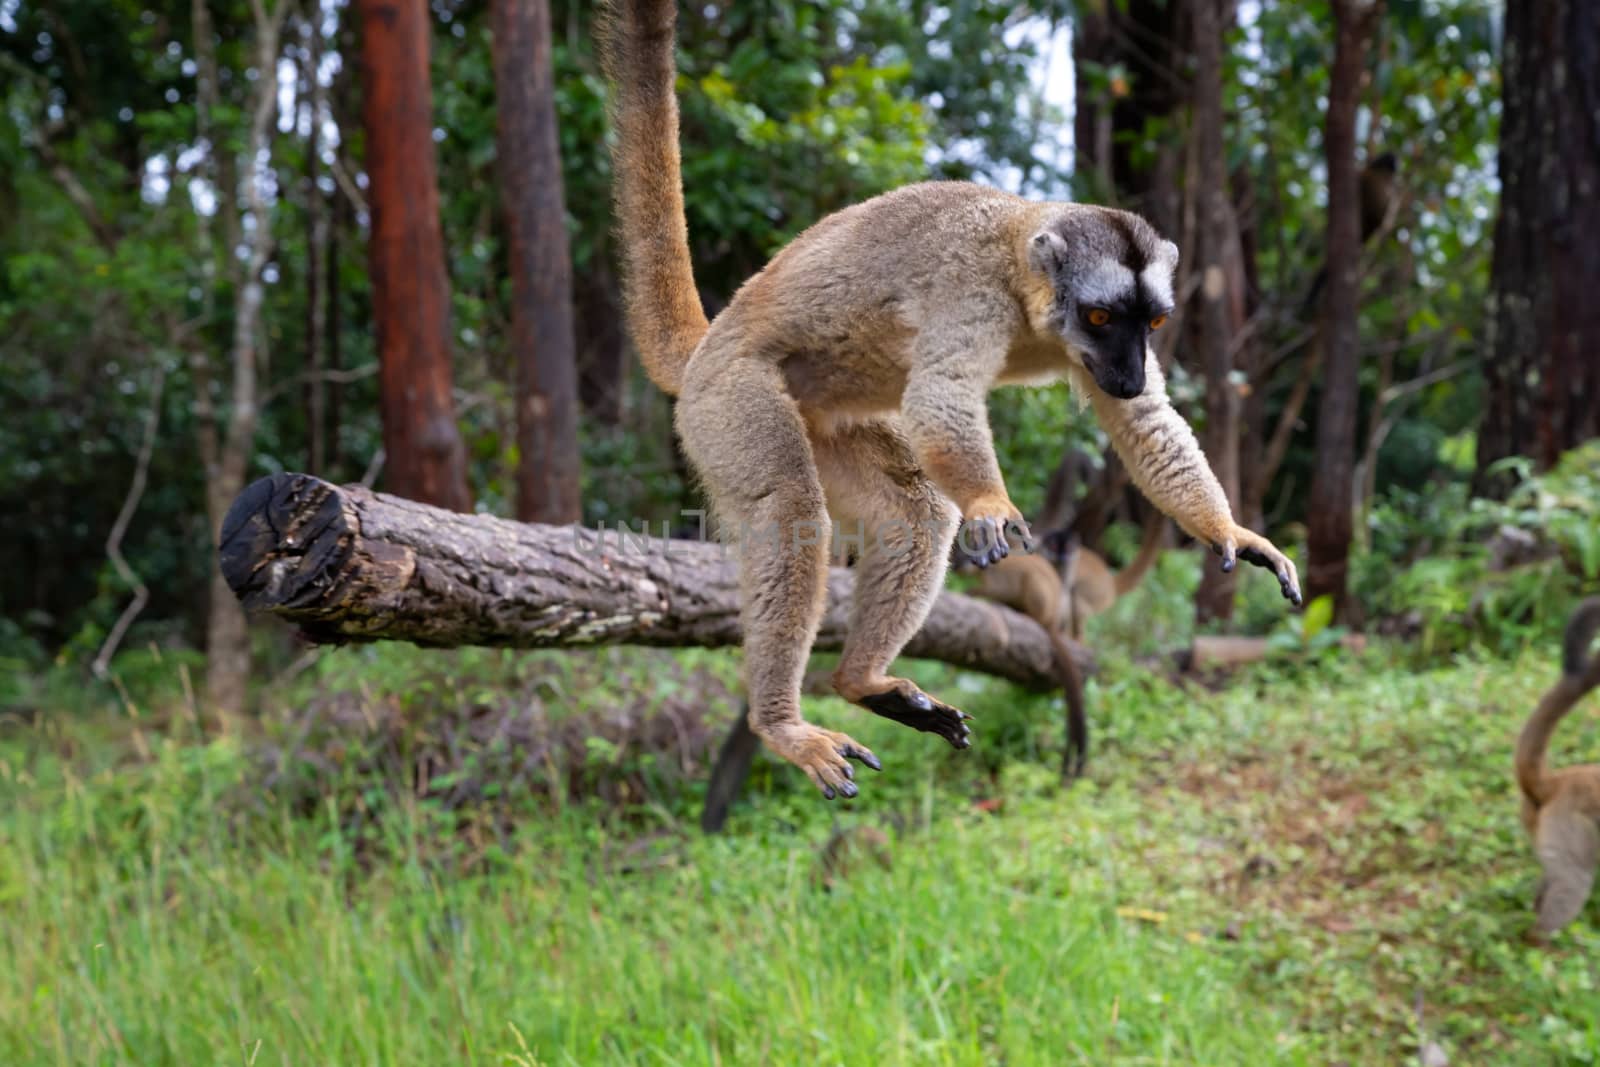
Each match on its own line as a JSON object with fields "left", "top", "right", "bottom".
{"left": 1029, "top": 229, "right": 1069, "bottom": 275}
{"left": 1154, "top": 238, "right": 1180, "bottom": 275}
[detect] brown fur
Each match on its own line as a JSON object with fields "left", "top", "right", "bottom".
{"left": 1514, "top": 598, "right": 1600, "bottom": 934}
{"left": 1051, "top": 510, "right": 1168, "bottom": 640}
{"left": 599, "top": 0, "right": 1299, "bottom": 799}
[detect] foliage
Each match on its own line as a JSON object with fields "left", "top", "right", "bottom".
{"left": 1352, "top": 440, "right": 1600, "bottom": 656}
{"left": 1224, "top": 1, "right": 1500, "bottom": 522}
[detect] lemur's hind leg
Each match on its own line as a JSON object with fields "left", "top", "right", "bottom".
{"left": 814, "top": 418, "right": 971, "bottom": 749}
{"left": 676, "top": 353, "right": 879, "bottom": 799}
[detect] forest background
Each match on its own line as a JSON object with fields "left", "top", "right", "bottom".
{"left": 4, "top": 0, "right": 1600, "bottom": 1063}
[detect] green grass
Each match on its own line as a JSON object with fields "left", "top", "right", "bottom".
{"left": 0, "top": 773, "right": 1276, "bottom": 1065}
{"left": 3, "top": 626, "right": 1600, "bottom": 1064}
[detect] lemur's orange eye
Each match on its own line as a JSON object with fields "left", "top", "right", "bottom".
{"left": 1149, "top": 314, "right": 1169, "bottom": 331}
{"left": 1086, "top": 308, "right": 1111, "bottom": 327}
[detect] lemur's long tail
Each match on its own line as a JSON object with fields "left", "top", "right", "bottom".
{"left": 1515, "top": 598, "right": 1600, "bottom": 805}
{"left": 597, "top": 0, "right": 707, "bottom": 397}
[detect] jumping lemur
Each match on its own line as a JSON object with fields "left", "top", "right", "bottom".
{"left": 1515, "top": 598, "right": 1600, "bottom": 935}
{"left": 599, "top": 0, "right": 1302, "bottom": 800}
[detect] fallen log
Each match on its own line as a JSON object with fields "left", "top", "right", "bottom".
{"left": 220, "top": 473, "right": 1092, "bottom": 685}
{"left": 221, "top": 473, "right": 1096, "bottom": 832}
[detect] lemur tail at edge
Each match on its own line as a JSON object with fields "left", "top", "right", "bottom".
{"left": 597, "top": 0, "right": 706, "bottom": 397}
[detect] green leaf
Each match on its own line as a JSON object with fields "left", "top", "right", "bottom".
{"left": 1302, "top": 595, "right": 1336, "bottom": 643}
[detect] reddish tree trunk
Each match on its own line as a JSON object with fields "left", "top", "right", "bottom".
{"left": 357, "top": 0, "right": 471, "bottom": 512}
{"left": 1475, "top": 0, "right": 1600, "bottom": 495}
{"left": 1305, "top": 0, "right": 1378, "bottom": 617}
{"left": 491, "top": 0, "right": 582, "bottom": 523}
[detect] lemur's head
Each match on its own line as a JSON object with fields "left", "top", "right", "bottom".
{"left": 1029, "top": 207, "right": 1177, "bottom": 400}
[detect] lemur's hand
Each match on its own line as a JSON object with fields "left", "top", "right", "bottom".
{"left": 955, "top": 496, "right": 1033, "bottom": 569}
{"left": 1213, "top": 525, "right": 1302, "bottom": 607}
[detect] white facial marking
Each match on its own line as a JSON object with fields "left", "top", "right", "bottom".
{"left": 1140, "top": 261, "right": 1175, "bottom": 309}
{"left": 1077, "top": 259, "right": 1136, "bottom": 308}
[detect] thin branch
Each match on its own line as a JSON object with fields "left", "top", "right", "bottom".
{"left": 33, "top": 132, "right": 119, "bottom": 250}
{"left": 1260, "top": 338, "right": 1322, "bottom": 490}
{"left": 0, "top": 54, "right": 120, "bottom": 250}
{"left": 1377, "top": 359, "right": 1468, "bottom": 407}
{"left": 329, "top": 156, "right": 370, "bottom": 217}
{"left": 93, "top": 366, "right": 168, "bottom": 678}
{"left": 359, "top": 447, "right": 386, "bottom": 488}
{"left": 261, "top": 362, "right": 378, "bottom": 405}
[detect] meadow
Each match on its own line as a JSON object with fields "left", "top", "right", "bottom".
{"left": 4, "top": 575, "right": 1599, "bottom": 1065}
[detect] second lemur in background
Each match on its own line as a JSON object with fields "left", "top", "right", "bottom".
{"left": 968, "top": 512, "right": 1166, "bottom": 777}
{"left": 964, "top": 527, "right": 1090, "bottom": 779}
{"left": 1515, "top": 598, "right": 1600, "bottom": 935}
{"left": 1048, "top": 509, "right": 1168, "bottom": 641}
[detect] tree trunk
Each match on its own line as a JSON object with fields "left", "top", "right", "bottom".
{"left": 491, "top": 0, "right": 583, "bottom": 523}
{"left": 1474, "top": 0, "right": 1600, "bottom": 496}
{"left": 1304, "top": 0, "right": 1377, "bottom": 617}
{"left": 1071, "top": 0, "right": 1195, "bottom": 546}
{"left": 303, "top": 14, "right": 329, "bottom": 477}
{"left": 1072, "top": 0, "right": 1191, "bottom": 229}
{"left": 192, "top": 0, "right": 288, "bottom": 728}
{"left": 1233, "top": 164, "right": 1269, "bottom": 533}
{"left": 218, "top": 473, "right": 1092, "bottom": 689}
{"left": 576, "top": 266, "right": 627, "bottom": 426}
{"left": 1190, "top": 0, "right": 1244, "bottom": 625}
{"left": 357, "top": 0, "right": 471, "bottom": 512}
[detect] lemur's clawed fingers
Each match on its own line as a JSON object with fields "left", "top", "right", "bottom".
{"left": 1233, "top": 527, "right": 1303, "bottom": 607}
{"left": 838, "top": 741, "right": 883, "bottom": 772}
{"left": 1004, "top": 516, "right": 1036, "bottom": 555}
{"left": 858, "top": 683, "right": 973, "bottom": 749}
{"left": 1213, "top": 528, "right": 1303, "bottom": 607}
{"left": 766, "top": 724, "right": 879, "bottom": 800}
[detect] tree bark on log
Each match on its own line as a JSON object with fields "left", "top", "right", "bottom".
{"left": 219, "top": 473, "right": 1092, "bottom": 688}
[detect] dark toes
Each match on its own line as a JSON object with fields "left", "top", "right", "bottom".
{"left": 822, "top": 785, "right": 836, "bottom": 801}
{"left": 858, "top": 688, "right": 975, "bottom": 749}
{"left": 837, "top": 780, "right": 858, "bottom": 799}
{"left": 839, "top": 743, "right": 881, "bottom": 771}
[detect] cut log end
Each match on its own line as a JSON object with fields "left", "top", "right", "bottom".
{"left": 220, "top": 473, "right": 358, "bottom": 614}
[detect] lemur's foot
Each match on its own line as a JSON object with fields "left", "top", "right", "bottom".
{"left": 851, "top": 679, "right": 973, "bottom": 749}
{"left": 760, "top": 722, "right": 881, "bottom": 800}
